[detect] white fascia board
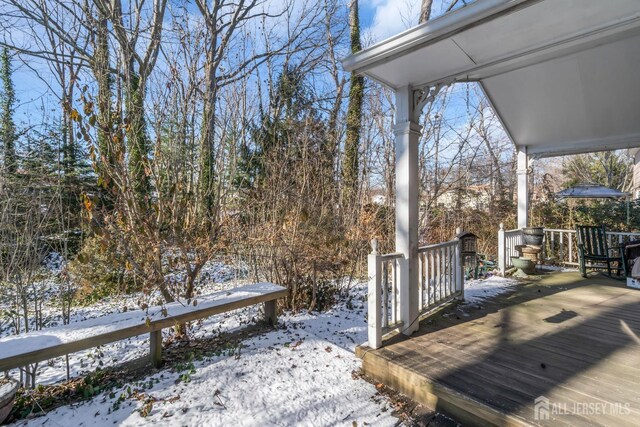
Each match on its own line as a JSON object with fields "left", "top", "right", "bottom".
{"left": 341, "top": 0, "right": 533, "bottom": 74}
{"left": 412, "top": 14, "right": 640, "bottom": 88}
{"left": 531, "top": 133, "right": 640, "bottom": 159}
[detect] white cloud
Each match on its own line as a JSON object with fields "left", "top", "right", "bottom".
{"left": 363, "top": 0, "right": 463, "bottom": 44}
{"left": 364, "top": 0, "right": 421, "bottom": 43}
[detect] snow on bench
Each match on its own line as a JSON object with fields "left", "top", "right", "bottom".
{"left": 0, "top": 283, "right": 287, "bottom": 371}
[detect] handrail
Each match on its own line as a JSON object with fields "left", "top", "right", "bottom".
{"left": 367, "top": 243, "right": 402, "bottom": 349}
{"left": 367, "top": 237, "right": 463, "bottom": 349}
{"left": 498, "top": 225, "right": 523, "bottom": 273}
{"left": 543, "top": 228, "right": 640, "bottom": 236}
{"left": 379, "top": 252, "right": 403, "bottom": 261}
{"left": 606, "top": 231, "right": 640, "bottom": 237}
{"left": 418, "top": 239, "right": 463, "bottom": 315}
{"left": 419, "top": 240, "right": 459, "bottom": 252}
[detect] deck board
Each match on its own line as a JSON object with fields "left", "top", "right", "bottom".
{"left": 359, "top": 272, "right": 640, "bottom": 426}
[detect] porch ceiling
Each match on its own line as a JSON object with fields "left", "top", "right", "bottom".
{"left": 341, "top": 0, "right": 640, "bottom": 158}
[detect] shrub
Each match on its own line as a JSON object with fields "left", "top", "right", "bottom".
{"left": 67, "top": 235, "right": 137, "bottom": 303}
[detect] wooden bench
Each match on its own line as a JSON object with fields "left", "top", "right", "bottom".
{"left": 0, "top": 283, "right": 287, "bottom": 372}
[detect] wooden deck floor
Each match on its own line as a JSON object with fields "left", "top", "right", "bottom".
{"left": 358, "top": 271, "right": 640, "bottom": 426}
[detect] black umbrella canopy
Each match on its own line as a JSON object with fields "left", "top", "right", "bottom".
{"left": 556, "top": 184, "right": 629, "bottom": 200}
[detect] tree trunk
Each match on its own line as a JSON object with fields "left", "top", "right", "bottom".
{"left": 200, "top": 68, "right": 218, "bottom": 220}
{"left": 92, "top": 11, "right": 114, "bottom": 188}
{"left": 126, "top": 72, "right": 151, "bottom": 201}
{"left": 343, "top": 0, "right": 364, "bottom": 213}
{"left": 419, "top": 0, "right": 434, "bottom": 24}
{"left": 1, "top": 48, "right": 17, "bottom": 174}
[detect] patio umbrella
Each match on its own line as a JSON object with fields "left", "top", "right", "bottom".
{"left": 555, "top": 184, "right": 629, "bottom": 200}
{"left": 555, "top": 183, "right": 631, "bottom": 224}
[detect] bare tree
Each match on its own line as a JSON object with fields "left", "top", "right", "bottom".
{"left": 419, "top": 0, "right": 433, "bottom": 23}
{"left": 91, "top": 0, "right": 167, "bottom": 199}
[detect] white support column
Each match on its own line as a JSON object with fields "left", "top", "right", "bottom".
{"left": 394, "top": 86, "right": 421, "bottom": 336}
{"left": 517, "top": 146, "right": 529, "bottom": 229}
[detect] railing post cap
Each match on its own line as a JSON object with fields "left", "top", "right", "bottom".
{"left": 370, "top": 238, "right": 379, "bottom": 254}
{"left": 499, "top": 223, "right": 504, "bottom": 230}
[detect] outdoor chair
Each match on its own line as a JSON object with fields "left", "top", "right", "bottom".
{"left": 621, "top": 239, "right": 640, "bottom": 277}
{"left": 576, "top": 225, "right": 623, "bottom": 278}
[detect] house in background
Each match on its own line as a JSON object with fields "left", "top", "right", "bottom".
{"left": 435, "top": 184, "right": 491, "bottom": 210}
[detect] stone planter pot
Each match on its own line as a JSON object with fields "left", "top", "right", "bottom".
{"left": 0, "top": 379, "right": 19, "bottom": 424}
{"left": 522, "top": 227, "right": 544, "bottom": 246}
{"left": 511, "top": 256, "right": 535, "bottom": 275}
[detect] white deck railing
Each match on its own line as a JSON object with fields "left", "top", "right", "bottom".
{"left": 418, "top": 240, "right": 463, "bottom": 312}
{"left": 368, "top": 237, "right": 463, "bottom": 349}
{"left": 543, "top": 229, "right": 640, "bottom": 266}
{"left": 498, "top": 224, "right": 523, "bottom": 273}
{"left": 542, "top": 228, "right": 578, "bottom": 266}
{"left": 498, "top": 226, "right": 640, "bottom": 271}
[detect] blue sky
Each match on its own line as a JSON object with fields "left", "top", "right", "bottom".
{"left": 8, "top": 0, "right": 459, "bottom": 120}
{"left": 361, "top": 0, "right": 465, "bottom": 42}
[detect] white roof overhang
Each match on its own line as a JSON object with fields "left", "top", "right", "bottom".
{"left": 342, "top": 0, "right": 640, "bottom": 158}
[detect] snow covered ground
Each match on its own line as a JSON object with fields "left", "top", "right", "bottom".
{"left": 3, "top": 260, "right": 524, "bottom": 427}
{"left": 536, "top": 264, "right": 579, "bottom": 273}
{"left": 0, "top": 260, "right": 252, "bottom": 385}
{"left": 463, "top": 275, "right": 519, "bottom": 305}
{"left": 5, "top": 276, "right": 398, "bottom": 426}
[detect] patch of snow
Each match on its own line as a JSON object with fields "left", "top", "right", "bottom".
{"left": 43, "top": 252, "right": 66, "bottom": 274}
{"left": 537, "top": 264, "right": 578, "bottom": 273}
{"left": 164, "top": 260, "right": 246, "bottom": 289}
{"left": 464, "top": 276, "right": 519, "bottom": 304}
{"left": 6, "top": 283, "right": 397, "bottom": 426}
{"left": 0, "top": 380, "right": 18, "bottom": 396}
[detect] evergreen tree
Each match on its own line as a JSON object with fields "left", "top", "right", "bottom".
{"left": 1, "top": 48, "right": 17, "bottom": 174}
{"left": 234, "top": 67, "right": 312, "bottom": 195}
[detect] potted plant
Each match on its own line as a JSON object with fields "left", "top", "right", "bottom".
{"left": 511, "top": 256, "right": 536, "bottom": 275}
{"left": 522, "top": 226, "right": 544, "bottom": 246}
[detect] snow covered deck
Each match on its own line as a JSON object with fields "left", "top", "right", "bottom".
{"left": 357, "top": 271, "right": 640, "bottom": 426}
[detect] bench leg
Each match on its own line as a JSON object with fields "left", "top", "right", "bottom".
{"left": 150, "top": 330, "right": 162, "bottom": 368}
{"left": 264, "top": 300, "right": 277, "bottom": 326}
